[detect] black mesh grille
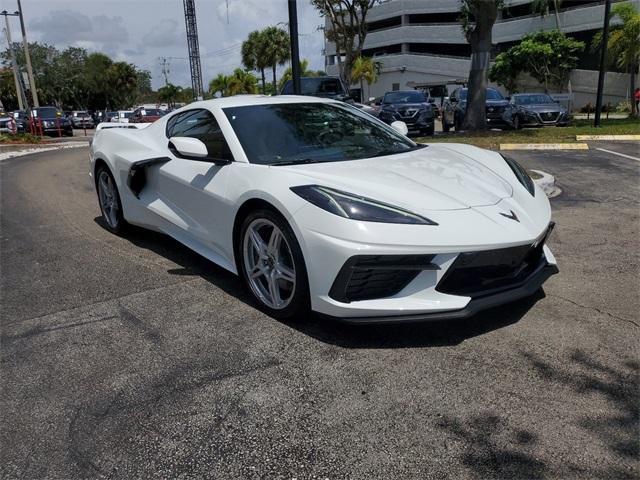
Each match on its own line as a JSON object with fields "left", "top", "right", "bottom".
{"left": 437, "top": 225, "right": 553, "bottom": 298}
{"left": 329, "top": 255, "right": 438, "bottom": 303}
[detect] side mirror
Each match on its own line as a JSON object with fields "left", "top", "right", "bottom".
{"left": 390, "top": 121, "right": 409, "bottom": 136}
{"left": 168, "top": 136, "right": 231, "bottom": 165}
{"left": 505, "top": 96, "right": 511, "bottom": 101}
{"left": 428, "top": 97, "right": 436, "bottom": 103}
{"left": 450, "top": 97, "right": 458, "bottom": 103}
{"left": 168, "top": 136, "right": 208, "bottom": 159}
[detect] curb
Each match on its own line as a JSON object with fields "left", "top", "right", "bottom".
{"left": 500, "top": 143, "right": 589, "bottom": 151}
{"left": 531, "top": 169, "right": 561, "bottom": 198}
{"left": 576, "top": 135, "right": 640, "bottom": 141}
{"left": 0, "top": 142, "right": 88, "bottom": 162}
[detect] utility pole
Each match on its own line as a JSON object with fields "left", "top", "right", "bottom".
{"left": 594, "top": 0, "right": 612, "bottom": 127}
{"left": 16, "top": 0, "right": 38, "bottom": 107}
{"left": 287, "top": 0, "right": 301, "bottom": 95}
{"left": 183, "top": 0, "right": 204, "bottom": 101}
{"left": 1, "top": 10, "right": 24, "bottom": 110}
{"left": 160, "top": 57, "right": 170, "bottom": 86}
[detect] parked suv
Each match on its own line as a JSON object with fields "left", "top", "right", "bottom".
{"left": 442, "top": 87, "right": 510, "bottom": 131}
{"left": 32, "top": 106, "right": 73, "bottom": 136}
{"left": 70, "top": 111, "right": 95, "bottom": 129}
{"left": 378, "top": 90, "right": 435, "bottom": 136}
{"left": 280, "top": 76, "right": 353, "bottom": 102}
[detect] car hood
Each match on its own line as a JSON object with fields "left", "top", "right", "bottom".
{"left": 281, "top": 145, "right": 513, "bottom": 212}
{"left": 383, "top": 102, "right": 428, "bottom": 110}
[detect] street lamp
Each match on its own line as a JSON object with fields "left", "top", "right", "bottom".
{"left": 287, "top": 0, "right": 301, "bottom": 95}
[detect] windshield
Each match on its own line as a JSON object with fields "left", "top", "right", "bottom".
{"left": 75, "top": 111, "right": 89, "bottom": 116}
{"left": 224, "top": 102, "right": 419, "bottom": 165}
{"left": 142, "top": 109, "right": 164, "bottom": 116}
{"left": 383, "top": 91, "right": 427, "bottom": 104}
{"left": 34, "top": 107, "right": 59, "bottom": 118}
{"left": 459, "top": 88, "right": 504, "bottom": 101}
{"left": 514, "top": 94, "right": 554, "bottom": 105}
{"left": 283, "top": 78, "right": 346, "bottom": 96}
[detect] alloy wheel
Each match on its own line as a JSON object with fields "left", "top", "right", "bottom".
{"left": 97, "top": 170, "right": 119, "bottom": 229}
{"left": 243, "top": 218, "right": 296, "bottom": 310}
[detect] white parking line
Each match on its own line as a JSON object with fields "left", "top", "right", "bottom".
{"left": 595, "top": 147, "right": 640, "bottom": 162}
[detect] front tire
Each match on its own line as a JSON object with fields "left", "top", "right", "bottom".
{"left": 239, "top": 209, "right": 309, "bottom": 319}
{"left": 513, "top": 115, "right": 521, "bottom": 130}
{"left": 96, "top": 166, "right": 127, "bottom": 234}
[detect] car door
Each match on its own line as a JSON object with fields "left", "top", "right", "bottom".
{"left": 154, "top": 108, "right": 235, "bottom": 260}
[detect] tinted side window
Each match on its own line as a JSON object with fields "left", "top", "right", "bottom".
{"left": 166, "top": 109, "right": 233, "bottom": 161}
{"left": 281, "top": 81, "right": 293, "bottom": 94}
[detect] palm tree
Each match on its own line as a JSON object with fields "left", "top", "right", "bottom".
{"left": 209, "top": 73, "right": 229, "bottom": 97}
{"left": 262, "top": 26, "right": 290, "bottom": 94}
{"left": 351, "top": 56, "right": 379, "bottom": 102}
{"left": 227, "top": 69, "right": 258, "bottom": 96}
{"left": 157, "top": 83, "right": 182, "bottom": 108}
{"left": 594, "top": 3, "right": 640, "bottom": 116}
{"left": 242, "top": 30, "right": 268, "bottom": 94}
{"left": 532, "top": 0, "right": 563, "bottom": 29}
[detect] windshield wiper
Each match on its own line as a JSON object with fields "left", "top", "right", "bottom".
{"left": 272, "top": 158, "right": 328, "bottom": 166}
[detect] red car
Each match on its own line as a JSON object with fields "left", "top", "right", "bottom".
{"left": 130, "top": 107, "right": 166, "bottom": 123}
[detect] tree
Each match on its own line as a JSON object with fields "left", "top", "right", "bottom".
{"left": 242, "top": 30, "right": 268, "bottom": 94}
{"left": 158, "top": 83, "right": 182, "bottom": 108}
{"left": 593, "top": 3, "right": 640, "bottom": 116}
{"left": 278, "top": 58, "right": 326, "bottom": 90}
{"left": 209, "top": 73, "right": 229, "bottom": 97}
{"left": 227, "top": 69, "right": 258, "bottom": 96}
{"left": 489, "top": 52, "right": 520, "bottom": 93}
{"left": 312, "top": 0, "right": 379, "bottom": 86}
{"left": 532, "top": 0, "right": 563, "bottom": 29}
{"left": 262, "top": 26, "right": 290, "bottom": 93}
{"left": 460, "top": 0, "right": 502, "bottom": 130}
{"left": 515, "top": 31, "right": 583, "bottom": 92}
{"left": 351, "top": 56, "right": 379, "bottom": 101}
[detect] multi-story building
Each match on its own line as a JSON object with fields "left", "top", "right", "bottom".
{"left": 324, "top": 0, "right": 638, "bottom": 109}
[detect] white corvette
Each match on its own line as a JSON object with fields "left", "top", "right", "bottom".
{"left": 90, "top": 95, "right": 558, "bottom": 322}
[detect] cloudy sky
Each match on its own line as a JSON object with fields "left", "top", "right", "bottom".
{"left": 0, "top": 0, "right": 326, "bottom": 89}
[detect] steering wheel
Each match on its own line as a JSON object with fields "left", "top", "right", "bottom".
{"left": 317, "top": 129, "right": 344, "bottom": 144}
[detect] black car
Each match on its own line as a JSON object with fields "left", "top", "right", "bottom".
{"left": 280, "top": 76, "right": 353, "bottom": 103}
{"left": 442, "top": 87, "right": 510, "bottom": 131}
{"left": 32, "top": 106, "right": 73, "bottom": 136}
{"left": 378, "top": 90, "right": 435, "bottom": 136}
{"left": 506, "top": 93, "right": 570, "bottom": 129}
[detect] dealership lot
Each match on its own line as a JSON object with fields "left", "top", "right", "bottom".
{"left": 1, "top": 144, "right": 638, "bottom": 478}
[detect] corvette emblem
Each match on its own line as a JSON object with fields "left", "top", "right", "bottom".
{"left": 500, "top": 210, "right": 520, "bottom": 222}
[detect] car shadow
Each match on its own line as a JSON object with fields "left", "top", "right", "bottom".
{"left": 97, "top": 217, "right": 545, "bottom": 349}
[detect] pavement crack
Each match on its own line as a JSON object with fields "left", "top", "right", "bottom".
{"left": 548, "top": 293, "right": 639, "bottom": 328}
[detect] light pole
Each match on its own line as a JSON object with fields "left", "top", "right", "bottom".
{"left": 287, "top": 0, "right": 301, "bottom": 94}
{"left": 1, "top": 10, "right": 24, "bottom": 110}
{"left": 594, "top": 0, "right": 612, "bottom": 127}
{"left": 16, "top": 0, "right": 38, "bottom": 107}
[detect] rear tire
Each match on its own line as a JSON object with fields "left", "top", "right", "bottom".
{"left": 238, "top": 208, "right": 310, "bottom": 320}
{"left": 96, "top": 165, "right": 127, "bottom": 234}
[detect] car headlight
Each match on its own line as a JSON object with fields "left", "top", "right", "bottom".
{"left": 501, "top": 154, "right": 535, "bottom": 196}
{"left": 290, "top": 185, "right": 438, "bottom": 225}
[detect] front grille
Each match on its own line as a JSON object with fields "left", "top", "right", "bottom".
{"left": 540, "top": 112, "right": 559, "bottom": 122}
{"left": 329, "top": 255, "right": 439, "bottom": 303}
{"left": 437, "top": 224, "right": 553, "bottom": 298}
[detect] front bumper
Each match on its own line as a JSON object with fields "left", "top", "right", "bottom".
{"left": 293, "top": 201, "right": 557, "bottom": 321}
{"left": 323, "top": 262, "right": 558, "bottom": 324}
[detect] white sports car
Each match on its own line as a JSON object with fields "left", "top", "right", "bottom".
{"left": 90, "top": 95, "right": 558, "bottom": 322}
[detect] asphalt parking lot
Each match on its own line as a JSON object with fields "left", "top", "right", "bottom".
{"left": 1, "top": 142, "right": 638, "bottom": 479}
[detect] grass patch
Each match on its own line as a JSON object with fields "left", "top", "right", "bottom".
{"left": 0, "top": 133, "right": 42, "bottom": 144}
{"left": 418, "top": 117, "right": 640, "bottom": 150}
